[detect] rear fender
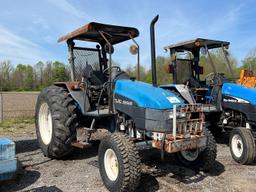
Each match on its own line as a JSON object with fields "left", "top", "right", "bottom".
{"left": 54, "top": 82, "right": 90, "bottom": 114}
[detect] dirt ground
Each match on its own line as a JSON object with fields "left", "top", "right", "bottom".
{"left": 1, "top": 129, "right": 256, "bottom": 192}
{"left": 0, "top": 92, "right": 38, "bottom": 120}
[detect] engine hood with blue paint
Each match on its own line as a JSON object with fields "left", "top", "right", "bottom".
{"left": 114, "top": 80, "right": 184, "bottom": 110}
{"left": 222, "top": 83, "right": 256, "bottom": 104}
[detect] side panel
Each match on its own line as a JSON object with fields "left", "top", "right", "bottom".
{"left": 114, "top": 94, "right": 173, "bottom": 133}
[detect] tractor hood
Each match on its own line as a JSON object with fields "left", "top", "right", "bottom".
{"left": 222, "top": 83, "right": 256, "bottom": 104}
{"left": 114, "top": 80, "right": 184, "bottom": 110}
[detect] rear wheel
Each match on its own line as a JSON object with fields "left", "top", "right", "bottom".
{"left": 98, "top": 133, "right": 141, "bottom": 192}
{"left": 175, "top": 128, "right": 217, "bottom": 171}
{"left": 229, "top": 128, "right": 256, "bottom": 164}
{"left": 35, "top": 85, "right": 78, "bottom": 158}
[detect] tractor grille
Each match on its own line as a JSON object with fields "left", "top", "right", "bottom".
{"left": 73, "top": 47, "right": 100, "bottom": 81}
{"left": 175, "top": 104, "right": 204, "bottom": 136}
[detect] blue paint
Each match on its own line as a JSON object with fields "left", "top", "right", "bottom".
{"left": 0, "top": 138, "right": 15, "bottom": 145}
{"left": 222, "top": 83, "right": 256, "bottom": 104}
{"left": 0, "top": 138, "right": 17, "bottom": 181}
{"left": 0, "top": 159, "right": 17, "bottom": 174}
{"left": 0, "top": 138, "right": 15, "bottom": 160}
{"left": 115, "top": 80, "right": 184, "bottom": 109}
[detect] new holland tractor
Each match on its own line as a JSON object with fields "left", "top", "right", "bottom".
{"left": 35, "top": 17, "right": 216, "bottom": 191}
{"left": 164, "top": 38, "right": 256, "bottom": 164}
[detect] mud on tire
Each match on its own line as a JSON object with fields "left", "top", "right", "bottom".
{"left": 98, "top": 133, "right": 141, "bottom": 192}
{"left": 35, "top": 85, "right": 78, "bottom": 158}
{"left": 176, "top": 128, "right": 217, "bottom": 171}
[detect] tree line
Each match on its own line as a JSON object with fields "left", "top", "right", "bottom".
{"left": 1, "top": 48, "right": 256, "bottom": 91}
{"left": 0, "top": 61, "right": 70, "bottom": 91}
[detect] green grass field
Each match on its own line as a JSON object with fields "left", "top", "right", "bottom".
{"left": 0, "top": 117, "right": 35, "bottom": 136}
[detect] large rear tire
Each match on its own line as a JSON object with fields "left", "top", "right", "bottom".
{"left": 98, "top": 133, "right": 141, "bottom": 192}
{"left": 229, "top": 128, "right": 256, "bottom": 164}
{"left": 35, "top": 85, "right": 78, "bottom": 158}
{"left": 175, "top": 128, "right": 217, "bottom": 171}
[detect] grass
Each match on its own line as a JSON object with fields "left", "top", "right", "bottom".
{"left": 0, "top": 117, "right": 35, "bottom": 136}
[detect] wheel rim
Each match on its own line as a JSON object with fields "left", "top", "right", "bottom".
{"left": 180, "top": 149, "right": 199, "bottom": 161}
{"left": 104, "top": 149, "right": 119, "bottom": 181}
{"left": 231, "top": 134, "right": 243, "bottom": 158}
{"left": 38, "top": 102, "right": 53, "bottom": 145}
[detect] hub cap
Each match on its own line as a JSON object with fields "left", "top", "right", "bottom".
{"left": 180, "top": 149, "right": 199, "bottom": 161}
{"left": 104, "top": 149, "right": 119, "bottom": 181}
{"left": 231, "top": 134, "right": 243, "bottom": 158}
{"left": 38, "top": 102, "right": 53, "bottom": 145}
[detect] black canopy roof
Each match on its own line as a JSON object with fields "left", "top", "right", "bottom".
{"left": 58, "top": 22, "right": 139, "bottom": 45}
{"left": 164, "top": 38, "right": 230, "bottom": 51}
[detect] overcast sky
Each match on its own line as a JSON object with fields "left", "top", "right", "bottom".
{"left": 0, "top": 0, "right": 256, "bottom": 68}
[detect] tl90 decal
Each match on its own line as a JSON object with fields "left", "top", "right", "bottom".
{"left": 114, "top": 98, "right": 133, "bottom": 106}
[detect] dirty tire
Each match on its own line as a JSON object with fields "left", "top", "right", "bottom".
{"left": 176, "top": 128, "right": 217, "bottom": 171}
{"left": 35, "top": 85, "right": 78, "bottom": 158}
{"left": 98, "top": 133, "right": 141, "bottom": 192}
{"left": 229, "top": 128, "right": 256, "bottom": 165}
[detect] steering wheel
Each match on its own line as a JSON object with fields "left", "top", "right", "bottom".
{"left": 103, "top": 66, "right": 121, "bottom": 75}
{"left": 205, "top": 72, "right": 225, "bottom": 86}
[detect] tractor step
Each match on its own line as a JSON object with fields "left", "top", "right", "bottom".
{"left": 71, "top": 141, "right": 92, "bottom": 149}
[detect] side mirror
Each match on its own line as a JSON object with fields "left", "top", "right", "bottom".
{"left": 166, "top": 64, "right": 173, "bottom": 74}
{"left": 129, "top": 44, "right": 138, "bottom": 55}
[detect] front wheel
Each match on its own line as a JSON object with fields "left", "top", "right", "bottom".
{"left": 229, "top": 128, "right": 256, "bottom": 164}
{"left": 175, "top": 128, "right": 217, "bottom": 171}
{"left": 98, "top": 133, "right": 141, "bottom": 192}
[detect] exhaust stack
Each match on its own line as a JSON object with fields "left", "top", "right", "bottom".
{"left": 150, "top": 15, "right": 159, "bottom": 87}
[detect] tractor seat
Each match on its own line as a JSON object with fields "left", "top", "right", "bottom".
{"left": 82, "top": 65, "right": 107, "bottom": 87}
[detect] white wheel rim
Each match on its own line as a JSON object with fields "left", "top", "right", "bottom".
{"left": 231, "top": 134, "right": 243, "bottom": 158}
{"left": 180, "top": 149, "right": 199, "bottom": 161}
{"left": 38, "top": 102, "right": 53, "bottom": 145}
{"left": 104, "top": 149, "right": 119, "bottom": 181}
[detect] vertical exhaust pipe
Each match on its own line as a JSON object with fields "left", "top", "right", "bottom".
{"left": 150, "top": 15, "right": 159, "bottom": 87}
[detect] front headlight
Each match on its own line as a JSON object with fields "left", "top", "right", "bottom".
{"left": 169, "top": 111, "right": 186, "bottom": 119}
{"left": 169, "top": 111, "right": 173, "bottom": 119}
{"left": 179, "top": 112, "right": 186, "bottom": 118}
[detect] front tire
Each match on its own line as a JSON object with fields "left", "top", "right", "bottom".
{"left": 229, "top": 128, "right": 256, "bottom": 164}
{"left": 35, "top": 85, "right": 78, "bottom": 158}
{"left": 98, "top": 133, "right": 141, "bottom": 192}
{"left": 175, "top": 128, "right": 217, "bottom": 171}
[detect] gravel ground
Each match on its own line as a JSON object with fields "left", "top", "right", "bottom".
{"left": 1, "top": 131, "right": 256, "bottom": 192}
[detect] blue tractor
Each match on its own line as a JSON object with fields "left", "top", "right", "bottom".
{"left": 164, "top": 38, "right": 256, "bottom": 165}
{"left": 35, "top": 17, "right": 216, "bottom": 191}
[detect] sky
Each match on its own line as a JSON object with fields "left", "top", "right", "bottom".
{"left": 0, "top": 0, "right": 256, "bottom": 69}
